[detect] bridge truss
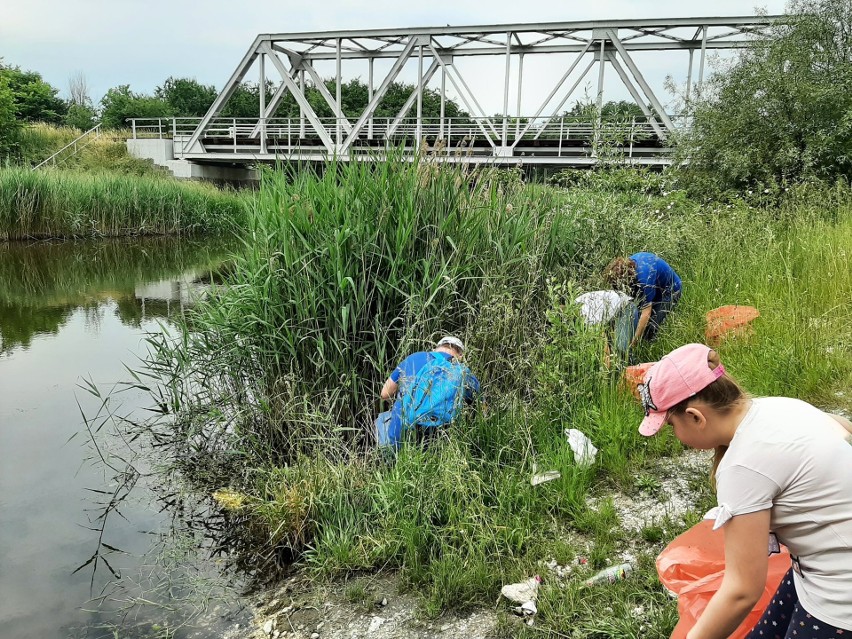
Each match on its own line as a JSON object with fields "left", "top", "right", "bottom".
{"left": 170, "top": 16, "right": 780, "bottom": 167}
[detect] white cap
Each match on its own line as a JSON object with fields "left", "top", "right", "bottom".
{"left": 436, "top": 335, "right": 464, "bottom": 352}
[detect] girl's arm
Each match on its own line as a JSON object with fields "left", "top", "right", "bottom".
{"left": 685, "top": 509, "right": 771, "bottom": 639}
{"left": 632, "top": 305, "right": 653, "bottom": 346}
{"left": 826, "top": 412, "right": 852, "bottom": 435}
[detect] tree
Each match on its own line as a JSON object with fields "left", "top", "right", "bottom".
{"left": 155, "top": 77, "right": 217, "bottom": 116}
{"left": 68, "top": 71, "right": 90, "bottom": 107}
{"left": 65, "top": 103, "right": 97, "bottom": 130}
{"left": 210, "top": 76, "right": 468, "bottom": 125}
{"left": 65, "top": 71, "right": 97, "bottom": 130}
{"left": 565, "top": 100, "right": 647, "bottom": 122}
{"left": 0, "top": 62, "right": 67, "bottom": 123}
{"left": 100, "top": 85, "right": 172, "bottom": 129}
{"left": 221, "top": 81, "right": 275, "bottom": 118}
{"left": 676, "top": 0, "right": 852, "bottom": 193}
{"left": 0, "top": 74, "right": 20, "bottom": 156}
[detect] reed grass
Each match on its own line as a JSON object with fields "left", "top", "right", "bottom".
{"left": 0, "top": 166, "right": 249, "bottom": 239}
{"left": 128, "top": 160, "right": 851, "bottom": 635}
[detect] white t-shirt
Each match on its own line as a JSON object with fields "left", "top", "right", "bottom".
{"left": 714, "top": 397, "right": 852, "bottom": 630}
{"left": 575, "top": 290, "right": 632, "bottom": 325}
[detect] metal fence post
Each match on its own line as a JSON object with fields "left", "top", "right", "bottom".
{"left": 233, "top": 118, "right": 237, "bottom": 154}
{"left": 558, "top": 117, "right": 564, "bottom": 157}
{"left": 131, "top": 120, "right": 136, "bottom": 139}
{"left": 629, "top": 117, "right": 635, "bottom": 158}
{"left": 158, "top": 119, "right": 163, "bottom": 139}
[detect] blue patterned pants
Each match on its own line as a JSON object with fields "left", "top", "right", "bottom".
{"left": 745, "top": 568, "right": 846, "bottom": 639}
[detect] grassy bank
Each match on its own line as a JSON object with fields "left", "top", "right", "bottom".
{"left": 14, "top": 122, "right": 169, "bottom": 176}
{"left": 0, "top": 167, "right": 250, "bottom": 239}
{"left": 129, "top": 162, "right": 851, "bottom": 636}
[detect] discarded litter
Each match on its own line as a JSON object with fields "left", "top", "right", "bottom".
{"left": 500, "top": 575, "right": 541, "bottom": 604}
{"left": 531, "top": 470, "right": 561, "bottom": 486}
{"left": 584, "top": 562, "right": 634, "bottom": 586}
{"left": 705, "top": 305, "right": 760, "bottom": 345}
{"left": 520, "top": 600, "right": 537, "bottom": 625}
{"left": 544, "top": 558, "right": 572, "bottom": 579}
{"left": 564, "top": 429, "right": 599, "bottom": 466}
{"left": 623, "top": 362, "right": 655, "bottom": 401}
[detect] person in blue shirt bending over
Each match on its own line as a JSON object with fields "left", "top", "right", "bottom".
{"left": 604, "top": 252, "right": 682, "bottom": 346}
{"left": 375, "top": 335, "right": 480, "bottom": 449}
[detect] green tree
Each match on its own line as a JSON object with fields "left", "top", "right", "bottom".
{"left": 0, "top": 63, "right": 67, "bottom": 123}
{"left": 221, "top": 81, "right": 275, "bottom": 118}
{"left": 217, "top": 76, "right": 468, "bottom": 124}
{"left": 0, "top": 75, "right": 20, "bottom": 156}
{"left": 99, "top": 85, "right": 173, "bottom": 129}
{"left": 65, "top": 104, "right": 97, "bottom": 130}
{"left": 565, "top": 100, "right": 647, "bottom": 122}
{"left": 677, "top": 0, "right": 852, "bottom": 193}
{"left": 155, "top": 77, "right": 218, "bottom": 116}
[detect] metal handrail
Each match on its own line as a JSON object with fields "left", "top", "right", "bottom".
{"left": 127, "top": 116, "right": 681, "bottom": 139}
{"left": 124, "top": 115, "right": 680, "bottom": 162}
{"left": 32, "top": 124, "right": 103, "bottom": 170}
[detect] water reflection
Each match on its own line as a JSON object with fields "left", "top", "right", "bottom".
{"left": 0, "top": 237, "right": 230, "bottom": 353}
{"left": 0, "top": 236, "right": 241, "bottom": 639}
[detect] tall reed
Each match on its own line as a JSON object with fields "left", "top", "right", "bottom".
{"left": 0, "top": 167, "right": 249, "bottom": 239}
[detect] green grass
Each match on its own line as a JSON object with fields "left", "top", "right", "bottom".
{"left": 0, "top": 166, "right": 250, "bottom": 239}
{"left": 129, "top": 161, "right": 852, "bottom": 636}
{"left": 13, "top": 122, "right": 168, "bottom": 176}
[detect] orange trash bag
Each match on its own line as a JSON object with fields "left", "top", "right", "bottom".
{"left": 623, "top": 362, "right": 655, "bottom": 400}
{"left": 657, "top": 519, "right": 791, "bottom": 639}
{"left": 705, "top": 305, "right": 760, "bottom": 345}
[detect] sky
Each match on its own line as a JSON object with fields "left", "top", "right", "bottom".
{"left": 2, "top": 0, "right": 788, "bottom": 116}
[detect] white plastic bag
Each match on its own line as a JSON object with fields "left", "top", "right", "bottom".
{"left": 564, "top": 429, "right": 599, "bottom": 466}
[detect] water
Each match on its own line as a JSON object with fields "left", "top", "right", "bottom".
{"left": 0, "top": 237, "right": 242, "bottom": 639}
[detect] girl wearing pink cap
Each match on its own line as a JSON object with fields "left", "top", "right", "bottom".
{"left": 638, "top": 343, "right": 852, "bottom": 639}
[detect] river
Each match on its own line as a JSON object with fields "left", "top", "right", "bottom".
{"left": 0, "top": 237, "right": 246, "bottom": 639}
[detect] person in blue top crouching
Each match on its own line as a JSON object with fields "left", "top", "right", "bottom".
{"left": 375, "top": 335, "right": 480, "bottom": 449}
{"left": 604, "top": 252, "right": 682, "bottom": 345}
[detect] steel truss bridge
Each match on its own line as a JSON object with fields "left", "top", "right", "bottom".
{"left": 130, "top": 16, "right": 781, "bottom": 168}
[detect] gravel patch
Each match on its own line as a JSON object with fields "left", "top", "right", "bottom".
{"left": 589, "top": 449, "right": 712, "bottom": 531}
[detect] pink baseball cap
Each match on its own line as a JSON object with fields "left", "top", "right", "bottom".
{"left": 638, "top": 344, "right": 726, "bottom": 436}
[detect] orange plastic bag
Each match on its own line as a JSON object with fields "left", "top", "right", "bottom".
{"left": 705, "top": 305, "right": 760, "bottom": 345}
{"left": 623, "top": 362, "right": 655, "bottom": 400}
{"left": 657, "top": 520, "right": 791, "bottom": 639}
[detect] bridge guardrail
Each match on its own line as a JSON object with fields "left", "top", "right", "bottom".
{"left": 128, "top": 114, "right": 685, "bottom": 160}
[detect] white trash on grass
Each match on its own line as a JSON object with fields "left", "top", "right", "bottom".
{"left": 500, "top": 576, "right": 540, "bottom": 604}
{"left": 530, "top": 470, "right": 561, "bottom": 486}
{"left": 564, "top": 429, "right": 599, "bottom": 466}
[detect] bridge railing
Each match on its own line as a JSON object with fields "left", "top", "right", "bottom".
{"left": 127, "top": 115, "right": 683, "bottom": 159}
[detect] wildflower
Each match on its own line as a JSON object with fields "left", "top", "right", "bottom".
{"left": 213, "top": 488, "right": 246, "bottom": 511}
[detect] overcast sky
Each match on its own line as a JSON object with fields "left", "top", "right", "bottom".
{"left": 2, "top": 0, "right": 788, "bottom": 116}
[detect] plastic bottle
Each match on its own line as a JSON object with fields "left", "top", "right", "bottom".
{"left": 584, "top": 563, "right": 633, "bottom": 586}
